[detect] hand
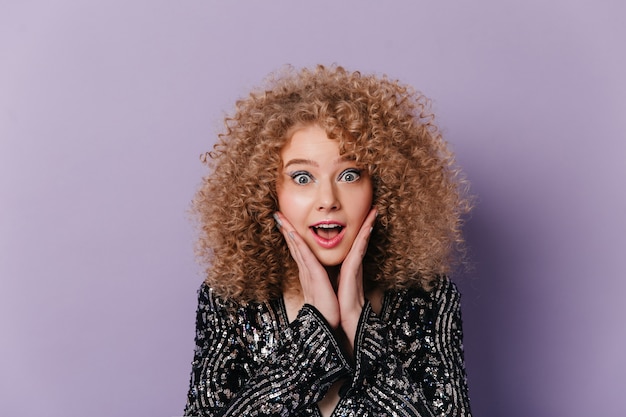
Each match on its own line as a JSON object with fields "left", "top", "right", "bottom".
{"left": 274, "top": 212, "right": 340, "bottom": 329}
{"left": 274, "top": 207, "right": 378, "bottom": 348}
{"left": 337, "top": 208, "right": 378, "bottom": 352}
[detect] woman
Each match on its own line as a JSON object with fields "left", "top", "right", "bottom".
{"left": 184, "top": 65, "right": 473, "bottom": 416}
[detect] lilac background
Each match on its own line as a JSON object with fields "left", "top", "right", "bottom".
{"left": 1, "top": 1, "right": 625, "bottom": 416}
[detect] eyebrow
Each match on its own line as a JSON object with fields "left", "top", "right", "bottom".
{"left": 283, "top": 155, "right": 356, "bottom": 170}
{"left": 283, "top": 158, "right": 317, "bottom": 169}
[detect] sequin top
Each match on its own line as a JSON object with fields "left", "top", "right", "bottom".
{"left": 183, "top": 278, "right": 472, "bottom": 416}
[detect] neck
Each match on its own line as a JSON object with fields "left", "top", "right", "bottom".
{"left": 325, "top": 265, "right": 341, "bottom": 292}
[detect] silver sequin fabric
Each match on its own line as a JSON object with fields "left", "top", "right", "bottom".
{"left": 183, "top": 279, "right": 472, "bottom": 416}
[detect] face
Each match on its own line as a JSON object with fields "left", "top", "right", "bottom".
{"left": 277, "top": 125, "right": 373, "bottom": 266}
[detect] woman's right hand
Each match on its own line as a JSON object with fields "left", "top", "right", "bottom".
{"left": 274, "top": 212, "right": 340, "bottom": 329}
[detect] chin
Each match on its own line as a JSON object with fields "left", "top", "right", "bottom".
{"left": 315, "top": 253, "right": 348, "bottom": 267}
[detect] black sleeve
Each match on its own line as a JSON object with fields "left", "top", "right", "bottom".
{"left": 183, "top": 286, "right": 351, "bottom": 416}
{"left": 344, "top": 280, "right": 472, "bottom": 416}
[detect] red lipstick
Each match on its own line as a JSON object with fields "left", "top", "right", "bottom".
{"left": 309, "top": 220, "right": 346, "bottom": 249}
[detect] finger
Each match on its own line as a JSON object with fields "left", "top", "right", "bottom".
{"left": 274, "top": 211, "right": 334, "bottom": 298}
{"left": 337, "top": 208, "right": 377, "bottom": 308}
{"left": 355, "top": 207, "right": 378, "bottom": 254}
{"left": 274, "top": 212, "right": 319, "bottom": 271}
{"left": 274, "top": 212, "right": 301, "bottom": 256}
{"left": 274, "top": 212, "right": 340, "bottom": 327}
{"left": 343, "top": 207, "right": 378, "bottom": 267}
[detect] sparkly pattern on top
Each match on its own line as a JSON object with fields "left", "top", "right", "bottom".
{"left": 183, "top": 279, "right": 472, "bottom": 416}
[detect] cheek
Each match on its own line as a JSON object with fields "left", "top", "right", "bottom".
{"left": 353, "top": 183, "right": 374, "bottom": 215}
{"left": 278, "top": 188, "right": 304, "bottom": 210}
{"left": 359, "top": 194, "right": 374, "bottom": 220}
{"left": 277, "top": 187, "right": 312, "bottom": 225}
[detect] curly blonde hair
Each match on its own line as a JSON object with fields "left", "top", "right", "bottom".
{"left": 192, "top": 65, "right": 471, "bottom": 303}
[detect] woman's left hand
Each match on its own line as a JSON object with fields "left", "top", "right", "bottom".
{"left": 336, "top": 207, "right": 378, "bottom": 353}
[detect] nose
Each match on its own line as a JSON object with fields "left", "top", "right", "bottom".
{"left": 317, "top": 180, "right": 340, "bottom": 212}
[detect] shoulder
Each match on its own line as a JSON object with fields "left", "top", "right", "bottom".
{"left": 197, "top": 282, "right": 279, "bottom": 318}
{"left": 383, "top": 277, "right": 462, "bottom": 319}
{"left": 195, "top": 282, "right": 241, "bottom": 323}
{"left": 195, "top": 283, "right": 285, "bottom": 354}
{"left": 196, "top": 282, "right": 237, "bottom": 311}
{"left": 430, "top": 276, "right": 462, "bottom": 306}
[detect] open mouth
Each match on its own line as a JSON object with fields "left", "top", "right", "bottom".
{"left": 311, "top": 224, "right": 344, "bottom": 240}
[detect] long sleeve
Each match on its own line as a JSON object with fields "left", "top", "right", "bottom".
{"left": 183, "top": 285, "right": 351, "bottom": 417}
{"left": 343, "top": 279, "right": 472, "bottom": 416}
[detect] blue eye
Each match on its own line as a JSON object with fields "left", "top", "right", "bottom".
{"left": 339, "top": 169, "right": 361, "bottom": 183}
{"left": 291, "top": 171, "right": 313, "bottom": 185}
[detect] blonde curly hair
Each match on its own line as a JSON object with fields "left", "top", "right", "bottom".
{"left": 192, "top": 65, "right": 472, "bottom": 303}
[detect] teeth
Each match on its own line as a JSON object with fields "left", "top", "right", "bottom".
{"left": 315, "top": 224, "right": 341, "bottom": 229}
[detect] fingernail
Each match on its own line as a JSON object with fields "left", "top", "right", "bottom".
{"left": 273, "top": 213, "right": 282, "bottom": 229}
{"left": 288, "top": 231, "right": 295, "bottom": 240}
{"left": 369, "top": 227, "right": 374, "bottom": 234}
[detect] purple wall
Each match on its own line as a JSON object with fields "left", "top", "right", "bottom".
{"left": 1, "top": 1, "right": 624, "bottom": 416}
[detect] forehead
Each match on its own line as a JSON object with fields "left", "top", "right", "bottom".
{"left": 281, "top": 125, "right": 340, "bottom": 157}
